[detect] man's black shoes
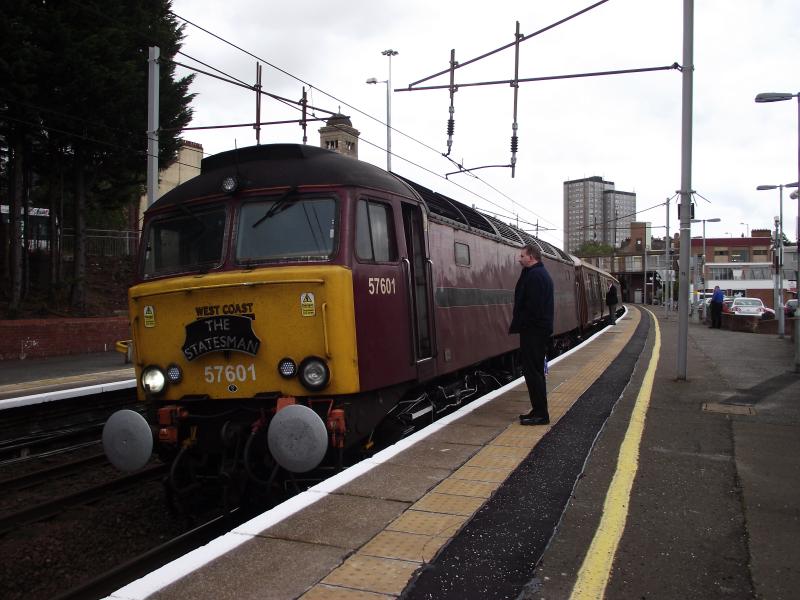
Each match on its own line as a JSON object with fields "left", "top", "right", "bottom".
{"left": 519, "top": 414, "right": 550, "bottom": 426}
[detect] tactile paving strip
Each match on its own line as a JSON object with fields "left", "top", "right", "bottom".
{"left": 320, "top": 554, "right": 420, "bottom": 595}
{"left": 299, "top": 310, "right": 642, "bottom": 599}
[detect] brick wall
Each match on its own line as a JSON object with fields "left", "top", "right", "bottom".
{"left": 0, "top": 317, "right": 130, "bottom": 361}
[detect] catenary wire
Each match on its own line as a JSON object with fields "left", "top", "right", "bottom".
{"left": 167, "top": 11, "right": 558, "bottom": 230}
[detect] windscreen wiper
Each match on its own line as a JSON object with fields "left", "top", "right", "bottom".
{"left": 252, "top": 186, "right": 298, "bottom": 229}
{"left": 177, "top": 202, "right": 206, "bottom": 239}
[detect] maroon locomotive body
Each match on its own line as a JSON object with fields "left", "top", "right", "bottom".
{"left": 103, "top": 143, "right": 619, "bottom": 498}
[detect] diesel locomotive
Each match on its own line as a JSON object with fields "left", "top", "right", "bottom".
{"left": 102, "top": 143, "right": 619, "bottom": 499}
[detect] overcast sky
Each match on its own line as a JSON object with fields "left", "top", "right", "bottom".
{"left": 169, "top": 0, "right": 800, "bottom": 250}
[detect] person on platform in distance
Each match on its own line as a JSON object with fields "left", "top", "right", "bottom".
{"left": 710, "top": 285, "right": 724, "bottom": 329}
{"left": 605, "top": 282, "right": 618, "bottom": 326}
{"left": 509, "top": 244, "right": 554, "bottom": 426}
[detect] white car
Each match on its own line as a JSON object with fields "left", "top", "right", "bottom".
{"left": 729, "top": 297, "right": 769, "bottom": 317}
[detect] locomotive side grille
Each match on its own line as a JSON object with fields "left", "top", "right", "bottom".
{"left": 483, "top": 214, "right": 524, "bottom": 245}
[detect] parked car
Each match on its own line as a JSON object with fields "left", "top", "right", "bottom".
{"left": 728, "top": 297, "right": 771, "bottom": 318}
{"left": 705, "top": 295, "right": 733, "bottom": 307}
{"left": 722, "top": 299, "right": 735, "bottom": 314}
{"left": 785, "top": 299, "right": 798, "bottom": 318}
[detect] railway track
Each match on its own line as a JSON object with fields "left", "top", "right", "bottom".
{"left": 51, "top": 507, "right": 257, "bottom": 600}
{"left": 0, "top": 425, "right": 105, "bottom": 464}
{"left": 0, "top": 388, "right": 138, "bottom": 447}
{"left": 0, "top": 451, "right": 108, "bottom": 492}
{"left": 0, "top": 463, "right": 168, "bottom": 535}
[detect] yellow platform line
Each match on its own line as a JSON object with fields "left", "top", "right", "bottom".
{"left": 570, "top": 308, "right": 660, "bottom": 600}
{"left": 301, "top": 310, "right": 642, "bottom": 599}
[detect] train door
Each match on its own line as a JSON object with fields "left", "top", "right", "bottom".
{"left": 353, "top": 196, "right": 417, "bottom": 390}
{"left": 401, "top": 202, "right": 435, "bottom": 374}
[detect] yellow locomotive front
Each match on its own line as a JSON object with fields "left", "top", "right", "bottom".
{"left": 129, "top": 266, "right": 358, "bottom": 404}
{"left": 101, "top": 153, "right": 369, "bottom": 499}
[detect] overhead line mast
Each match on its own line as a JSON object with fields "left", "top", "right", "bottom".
{"left": 398, "top": 1, "right": 678, "bottom": 179}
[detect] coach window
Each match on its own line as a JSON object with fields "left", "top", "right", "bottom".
{"left": 356, "top": 199, "right": 397, "bottom": 262}
{"left": 454, "top": 241, "right": 470, "bottom": 266}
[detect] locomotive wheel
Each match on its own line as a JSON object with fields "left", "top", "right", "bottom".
{"left": 244, "top": 429, "right": 281, "bottom": 492}
{"left": 164, "top": 446, "right": 201, "bottom": 514}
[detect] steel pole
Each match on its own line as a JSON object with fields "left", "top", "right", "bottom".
{"left": 146, "top": 46, "right": 160, "bottom": 208}
{"left": 774, "top": 216, "right": 781, "bottom": 334}
{"left": 382, "top": 49, "right": 397, "bottom": 172}
{"left": 778, "top": 186, "right": 785, "bottom": 337}
{"left": 700, "top": 221, "right": 707, "bottom": 322}
{"left": 677, "top": 0, "right": 694, "bottom": 379}
{"left": 665, "top": 197, "right": 671, "bottom": 316}
{"left": 795, "top": 95, "right": 800, "bottom": 372}
{"left": 385, "top": 80, "right": 391, "bottom": 171}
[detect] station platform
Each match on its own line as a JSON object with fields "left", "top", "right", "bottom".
{"left": 2, "top": 308, "right": 797, "bottom": 599}
{"left": 89, "top": 306, "right": 796, "bottom": 600}
{"left": 0, "top": 351, "right": 134, "bottom": 405}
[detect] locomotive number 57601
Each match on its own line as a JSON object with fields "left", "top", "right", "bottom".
{"left": 367, "top": 277, "right": 396, "bottom": 295}
{"left": 203, "top": 364, "right": 257, "bottom": 384}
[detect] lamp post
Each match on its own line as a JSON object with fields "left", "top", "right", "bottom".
{"left": 665, "top": 197, "right": 672, "bottom": 314}
{"left": 756, "top": 91, "right": 800, "bottom": 372}
{"left": 366, "top": 49, "right": 398, "bottom": 172}
{"left": 740, "top": 222, "right": 750, "bottom": 237}
{"left": 366, "top": 76, "right": 389, "bottom": 169}
{"left": 756, "top": 183, "right": 798, "bottom": 338}
{"left": 690, "top": 217, "right": 720, "bottom": 320}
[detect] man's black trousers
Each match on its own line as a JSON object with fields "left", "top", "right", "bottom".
{"left": 711, "top": 302, "right": 722, "bottom": 328}
{"left": 519, "top": 331, "right": 549, "bottom": 418}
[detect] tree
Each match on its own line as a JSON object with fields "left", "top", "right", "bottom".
{"left": 0, "top": 0, "right": 194, "bottom": 315}
{"left": 0, "top": 1, "right": 49, "bottom": 314}
{"left": 574, "top": 240, "right": 614, "bottom": 257}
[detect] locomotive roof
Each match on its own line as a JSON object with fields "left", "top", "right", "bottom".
{"left": 150, "top": 144, "right": 416, "bottom": 210}
{"left": 392, "top": 174, "right": 572, "bottom": 263}
{"left": 149, "top": 143, "right": 573, "bottom": 263}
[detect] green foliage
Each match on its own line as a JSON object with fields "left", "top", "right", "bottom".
{"left": 1, "top": 0, "right": 194, "bottom": 213}
{"left": 574, "top": 240, "right": 615, "bottom": 256}
{"left": 0, "top": 0, "right": 194, "bottom": 313}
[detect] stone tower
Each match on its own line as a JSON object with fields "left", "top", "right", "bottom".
{"left": 318, "top": 114, "right": 360, "bottom": 159}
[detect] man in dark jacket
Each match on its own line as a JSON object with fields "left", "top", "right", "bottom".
{"left": 605, "top": 282, "right": 618, "bottom": 325}
{"left": 709, "top": 285, "right": 724, "bottom": 328}
{"left": 509, "top": 244, "right": 554, "bottom": 426}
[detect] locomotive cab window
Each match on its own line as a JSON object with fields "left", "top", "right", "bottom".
{"left": 356, "top": 199, "right": 397, "bottom": 262}
{"left": 454, "top": 242, "right": 470, "bottom": 266}
{"left": 142, "top": 205, "right": 227, "bottom": 278}
{"left": 237, "top": 195, "right": 338, "bottom": 262}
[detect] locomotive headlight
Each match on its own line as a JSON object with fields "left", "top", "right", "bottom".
{"left": 298, "top": 357, "right": 330, "bottom": 391}
{"left": 278, "top": 357, "right": 297, "bottom": 378}
{"left": 141, "top": 366, "right": 166, "bottom": 394}
{"left": 166, "top": 364, "right": 183, "bottom": 384}
{"left": 221, "top": 175, "right": 238, "bottom": 194}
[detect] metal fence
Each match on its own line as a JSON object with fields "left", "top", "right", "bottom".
{"left": 62, "top": 229, "right": 140, "bottom": 257}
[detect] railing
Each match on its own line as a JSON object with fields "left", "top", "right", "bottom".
{"left": 62, "top": 229, "right": 140, "bottom": 257}
{"left": 581, "top": 253, "right": 674, "bottom": 273}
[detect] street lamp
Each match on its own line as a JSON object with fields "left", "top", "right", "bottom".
{"left": 366, "top": 76, "right": 389, "bottom": 169}
{"left": 740, "top": 222, "right": 750, "bottom": 237}
{"left": 366, "top": 49, "right": 398, "bottom": 172}
{"left": 756, "top": 182, "right": 799, "bottom": 338}
{"left": 756, "top": 91, "right": 800, "bottom": 372}
{"left": 691, "top": 217, "right": 721, "bottom": 320}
